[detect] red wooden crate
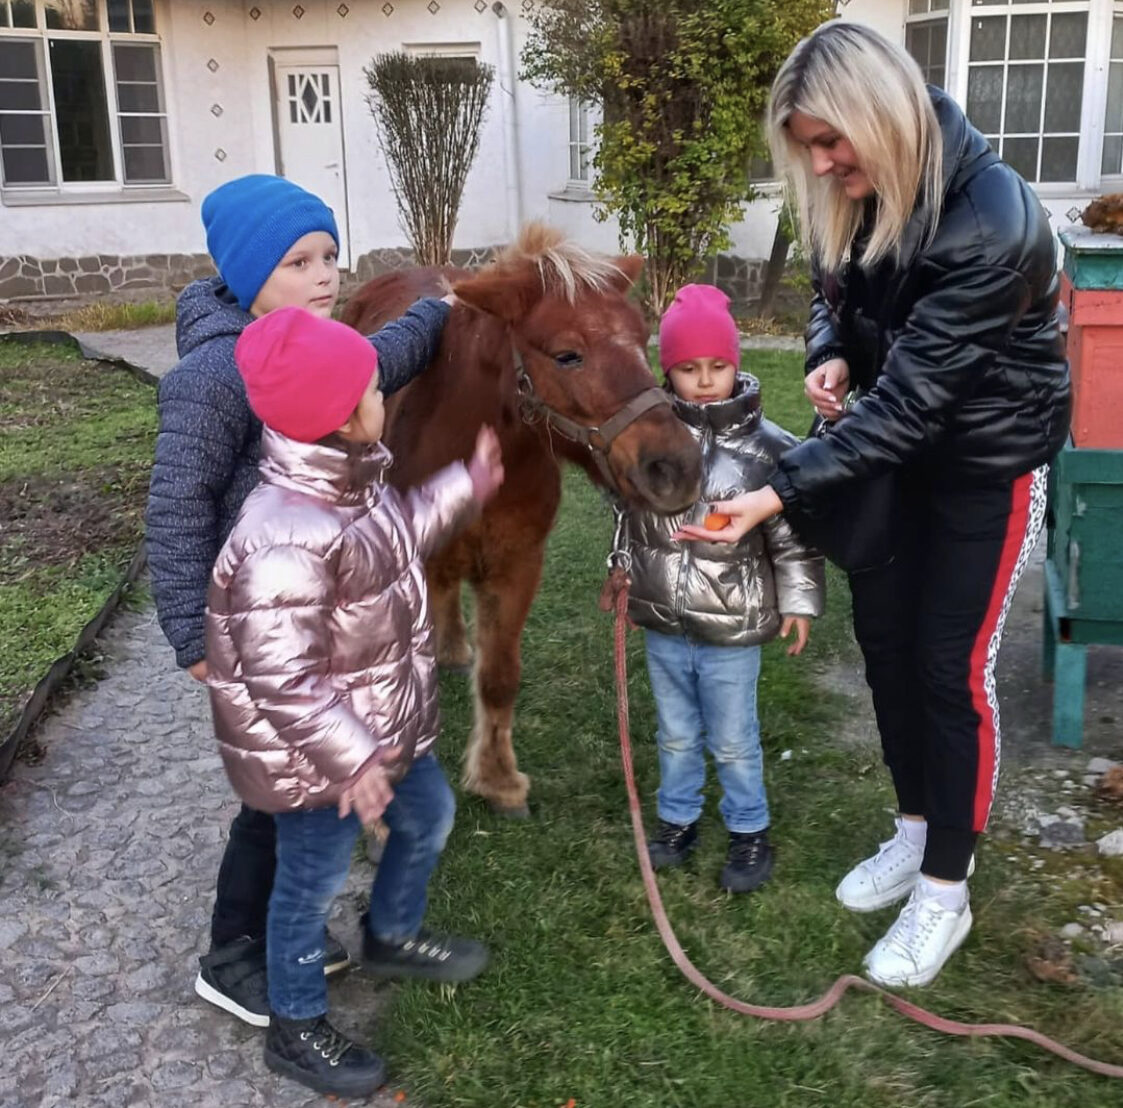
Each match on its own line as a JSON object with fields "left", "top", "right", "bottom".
{"left": 1060, "top": 270, "right": 1123, "bottom": 449}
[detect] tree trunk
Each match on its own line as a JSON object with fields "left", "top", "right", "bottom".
{"left": 756, "top": 217, "right": 792, "bottom": 319}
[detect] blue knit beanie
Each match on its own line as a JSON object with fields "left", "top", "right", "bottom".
{"left": 202, "top": 175, "right": 339, "bottom": 311}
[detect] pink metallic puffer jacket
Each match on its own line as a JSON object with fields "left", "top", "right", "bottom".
{"left": 205, "top": 427, "right": 476, "bottom": 813}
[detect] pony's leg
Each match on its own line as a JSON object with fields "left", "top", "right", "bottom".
{"left": 428, "top": 552, "right": 473, "bottom": 672}
{"left": 462, "top": 546, "right": 546, "bottom": 817}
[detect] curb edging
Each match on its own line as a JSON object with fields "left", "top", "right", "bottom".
{"left": 0, "top": 330, "right": 157, "bottom": 783}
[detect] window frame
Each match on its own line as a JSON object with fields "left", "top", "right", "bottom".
{"left": 949, "top": 0, "right": 1104, "bottom": 193}
{"left": 1098, "top": 1, "right": 1123, "bottom": 185}
{"left": 905, "top": 0, "right": 951, "bottom": 89}
{"left": 0, "top": 0, "right": 172, "bottom": 198}
{"left": 567, "top": 96, "right": 592, "bottom": 186}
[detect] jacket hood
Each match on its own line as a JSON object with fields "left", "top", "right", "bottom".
{"left": 671, "top": 372, "right": 762, "bottom": 434}
{"left": 176, "top": 275, "right": 253, "bottom": 358}
{"left": 896, "top": 89, "right": 999, "bottom": 270}
{"left": 258, "top": 425, "right": 394, "bottom": 504}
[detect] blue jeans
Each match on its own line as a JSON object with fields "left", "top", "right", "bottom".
{"left": 643, "top": 630, "right": 769, "bottom": 834}
{"left": 267, "top": 753, "right": 456, "bottom": 1020}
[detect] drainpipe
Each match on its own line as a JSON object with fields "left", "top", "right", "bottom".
{"left": 492, "top": 2, "right": 524, "bottom": 241}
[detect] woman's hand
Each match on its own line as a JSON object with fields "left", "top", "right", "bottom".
{"left": 187, "top": 660, "right": 209, "bottom": 683}
{"left": 672, "top": 487, "right": 784, "bottom": 544}
{"left": 805, "top": 357, "right": 850, "bottom": 421}
{"left": 468, "top": 424, "right": 505, "bottom": 504}
{"left": 339, "top": 762, "right": 394, "bottom": 829}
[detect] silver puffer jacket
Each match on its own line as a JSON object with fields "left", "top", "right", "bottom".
{"left": 204, "top": 427, "right": 476, "bottom": 814}
{"left": 624, "top": 375, "right": 825, "bottom": 646}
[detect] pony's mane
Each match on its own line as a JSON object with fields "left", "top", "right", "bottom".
{"left": 493, "top": 222, "right": 624, "bottom": 304}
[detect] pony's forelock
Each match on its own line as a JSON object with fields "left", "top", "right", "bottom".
{"left": 495, "top": 222, "right": 626, "bottom": 303}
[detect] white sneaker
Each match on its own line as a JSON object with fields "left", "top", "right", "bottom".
{"left": 862, "top": 886, "right": 973, "bottom": 988}
{"left": 836, "top": 823, "right": 924, "bottom": 912}
{"left": 836, "top": 823, "right": 975, "bottom": 913}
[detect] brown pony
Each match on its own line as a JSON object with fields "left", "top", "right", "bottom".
{"left": 342, "top": 224, "right": 701, "bottom": 814}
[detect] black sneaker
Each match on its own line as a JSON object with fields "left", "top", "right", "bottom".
{"left": 361, "top": 914, "right": 489, "bottom": 982}
{"left": 720, "top": 830, "right": 773, "bottom": 893}
{"left": 195, "top": 935, "right": 270, "bottom": 1027}
{"left": 323, "top": 930, "right": 352, "bottom": 977}
{"left": 264, "top": 1013, "right": 386, "bottom": 1099}
{"left": 647, "top": 819, "right": 698, "bottom": 869}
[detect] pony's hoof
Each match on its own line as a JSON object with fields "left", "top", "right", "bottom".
{"left": 488, "top": 800, "right": 530, "bottom": 820}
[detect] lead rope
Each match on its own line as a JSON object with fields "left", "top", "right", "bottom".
{"left": 600, "top": 566, "right": 1123, "bottom": 1077}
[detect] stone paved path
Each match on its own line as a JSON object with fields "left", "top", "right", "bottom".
{"left": 73, "top": 326, "right": 178, "bottom": 380}
{"left": 0, "top": 604, "right": 402, "bottom": 1108}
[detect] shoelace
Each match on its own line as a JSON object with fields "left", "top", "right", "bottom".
{"left": 401, "top": 932, "right": 453, "bottom": 962}
{"left": 300, "top": 1019, "right": 353, "bottom": 1066}
{"left": 868, "top": 833, "right": 920, "bottom": 873}
{"left": 656, "top": 822, "right": 692, "bottom": 849}
{"left": 728, "top": 837, "right": 765, "bottom": 866}
{"left": 883, "top": 895, "right": 946, "bottom": 963}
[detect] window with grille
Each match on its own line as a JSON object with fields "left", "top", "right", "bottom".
{"left": 1104, "top": 9, "right": 1123, "bottom": 176}
{"left": 0, "top": 0, "right": 168, "bottom": 189}
{"left": 568, "top": 98, "right": 591, "bottom": 183}
{"left": 906, "top": 0, "right": 950, "bottom": 89}
{"left": 965, "top": 0, "right": 1087, "bottom": 183}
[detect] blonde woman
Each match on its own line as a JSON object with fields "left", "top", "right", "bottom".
{"left": 677, "top": 21, "right": 1070, "bottom": 988}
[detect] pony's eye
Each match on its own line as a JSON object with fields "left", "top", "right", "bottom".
{"left": 554, "top": 351, "right": 583, "bottom": 370}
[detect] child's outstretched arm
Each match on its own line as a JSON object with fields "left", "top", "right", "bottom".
{"left": 366, "top": 294, "right": 454, "bottom": 396}
{"left": 223, "top": 544, "right": 386, "bottom": 791}
{"left": 147, "top": 368, "right": 247, "bottom": 674}
{"left": 400, "top": 425, "right": 504, "bottom": 561}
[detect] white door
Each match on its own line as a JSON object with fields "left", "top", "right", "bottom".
{"left": 273, "top": 59, "right": 350, "bottom": 268}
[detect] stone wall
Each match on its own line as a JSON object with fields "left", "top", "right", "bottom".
{"left": 0, "top": 253, "right": 215, "bottom": 302}
{"left": 700, "top": 254, "right": 766, "bottom": 312}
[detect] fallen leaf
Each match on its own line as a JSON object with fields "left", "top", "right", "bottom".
{"left": 1025, "top": 935, "right": 1079, "bottom": 986}
{"left": 1097, "top": 766, "right": 1123, "bottom": 801}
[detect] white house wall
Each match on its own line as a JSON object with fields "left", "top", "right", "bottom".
{"left": 2, "top": 0, "right": 1101, "bottom": 306}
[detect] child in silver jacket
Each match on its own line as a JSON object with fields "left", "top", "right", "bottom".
{"left": 621, "top": 284, "right": 825, "bottom": 893}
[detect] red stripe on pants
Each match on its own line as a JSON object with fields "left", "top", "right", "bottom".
{"left": 969, "top": 470, "right": 1033, "bottom": 830}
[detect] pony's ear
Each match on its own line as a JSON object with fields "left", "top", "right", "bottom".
{"left": 609, "top": 255, "right": 644, "bottom": 291}
{"left": 453, "top": 265, "right": 542, "bottom": 322}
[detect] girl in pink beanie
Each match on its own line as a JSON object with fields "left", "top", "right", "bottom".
{"left": 205, "top": 307, "right": 503, "bottom": 1099}
{"left": 618, "top": 284, "right": 825, "bottom": 894}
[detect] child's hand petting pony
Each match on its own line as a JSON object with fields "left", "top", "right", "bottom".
{"left": 468, "top": 425, "right": 505, "bottom": 505}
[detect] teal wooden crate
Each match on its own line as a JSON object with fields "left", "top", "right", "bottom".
{"left": 1061, "top": 226, "right": 1123, "bottom": 289}
{"left": 1048, "top": 441, "right": 1123, "bottom": 629}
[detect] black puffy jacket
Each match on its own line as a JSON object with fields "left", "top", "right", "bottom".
{"left": 770, "top": 89, "right": 1071, "bottom": 513}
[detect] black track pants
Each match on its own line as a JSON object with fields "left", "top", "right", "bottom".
{"left": 847, "top": 466, "right": 1048, "bottom": 881}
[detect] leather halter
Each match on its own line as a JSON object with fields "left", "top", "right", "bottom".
{"left": 510, "top": 341, "right": 671, "bottom": 490}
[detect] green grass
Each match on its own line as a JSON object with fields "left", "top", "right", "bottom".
{"left": 0, "top": 340, "right": 155, "bottom": 742}
{"left": 367, "top": 352, "right": 1123, "bottom": 1108}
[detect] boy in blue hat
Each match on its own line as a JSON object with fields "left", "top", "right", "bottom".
{"left": 146, "top": 174, "right": 456, "bottom": 1028}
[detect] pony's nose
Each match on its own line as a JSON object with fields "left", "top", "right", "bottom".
{"left": 636, "top": 452, "right": 701, "bottom": 510}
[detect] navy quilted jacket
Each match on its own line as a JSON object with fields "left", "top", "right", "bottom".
{"left": 145, "top": 276, "right": 450, "bottom": 668}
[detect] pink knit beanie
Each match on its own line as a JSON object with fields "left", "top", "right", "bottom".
{"left": 234, "top": 307, "right": 378, "bottom": 443}
{"left": 658, "top": 284, "right": 741, "bottom": 371}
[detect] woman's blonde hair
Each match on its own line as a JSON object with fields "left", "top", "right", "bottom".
{"left": 767, "top": 21, "right": 943, "bottom": 273}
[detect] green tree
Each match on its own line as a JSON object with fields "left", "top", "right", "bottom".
{"left": 521, "top": 0, "right": 831, "bottom": 316}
